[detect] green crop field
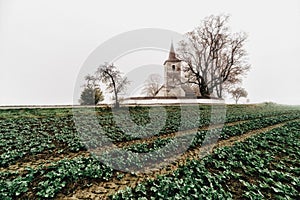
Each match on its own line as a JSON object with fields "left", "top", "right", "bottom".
{"left": 0, "top": 104, "right": 299, "bottom": 199}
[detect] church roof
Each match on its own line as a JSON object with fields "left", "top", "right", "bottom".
{"left": 164, "top": 42, "right": 181, "bottom": 65}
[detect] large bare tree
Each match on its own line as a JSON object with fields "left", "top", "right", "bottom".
{"left": 177, "top": 14, "right": 250, "bottom": 98}
{"left": 96, "top": 63, "right": 130, "bottom": 108}
{"left": 142, "top": 74, "right": 163, "bottom": 97}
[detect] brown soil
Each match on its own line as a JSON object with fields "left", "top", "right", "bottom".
{"left": 56, "top": 119, "right": 298, "bottom": 200}
{"left": 107, "top": 120, "right": 247, "bottom": 150}
{"left": 0, "top": 120, "right": 246, "bottom": 174}
{"left": 1, "top": 111, "right": 293, "bottom": 174}
{"left": 0, "top": 151, "right": 90, "bottom": 174}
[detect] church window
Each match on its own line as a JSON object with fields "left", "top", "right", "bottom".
{"left": 172, "top": 65, "right": 175, "bottom": 71}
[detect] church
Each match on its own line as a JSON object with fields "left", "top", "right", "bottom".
{"left": 155, "top": 42, "right": 195, "bottom": 98}
{"left": 122, "top": 42, "right": 215, "bottom": 106}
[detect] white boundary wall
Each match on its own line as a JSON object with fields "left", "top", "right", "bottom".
{"left": 122, "top": 98, "right": 224, "bottom": 106}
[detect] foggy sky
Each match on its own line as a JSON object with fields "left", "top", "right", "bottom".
{"left": 0, "top": 0, "right": 299, "bottom": 105}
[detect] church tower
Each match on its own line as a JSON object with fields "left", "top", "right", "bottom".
{"left": 155, "top": 41, "right": 194, "bottom": 97}
{"left": 163, "top": 42, "right": 182, "bottom": 96}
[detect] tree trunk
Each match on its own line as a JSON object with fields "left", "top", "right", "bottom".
{"left": 200, "top": 84, "right": 210, "bottom": 97}
{"left": 198, "top": 77, "right": 210, "bottom": 97}
{"left": 218, "top": 84, "right": 223, "bottom": 98}
{"left": 114, "top": 90, "right": 119, "bottom": 108}
{"left": 111, "top": 77, "right": 119, "bottom": 108}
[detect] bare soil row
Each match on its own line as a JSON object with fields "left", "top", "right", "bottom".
{"left": 0, "top": 120, "right": 247, "bottom": 174}
{"left": 57, "top": 119, "right": 299, "bottom": 200}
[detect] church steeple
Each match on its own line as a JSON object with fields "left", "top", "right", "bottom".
{"left": 169, "top": 42, "right": 176, "bottom": 59}
{"left": 164, "top": 41, "right": 181, "bottom": 65}
{"left": 155, "top": 40, "right": 194, "bottom": 97}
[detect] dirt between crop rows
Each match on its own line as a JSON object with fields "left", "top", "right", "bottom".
{"left": 56, "top": 119, "right": 299, "bottom": 200}
{"left": 1, "top": 111, "right": 294, "bottom": 174}
{"left": 0, "top": 120, "right": 247, "bottom": 174}
{"left": 0, "top": 151, "right": 90, "bottom": 174}
{"left": 95, "top": 120, "right": 248, "bottom": 153}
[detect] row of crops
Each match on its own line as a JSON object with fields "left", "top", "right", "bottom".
{"left": 92, "top": 112, "right": 300, "bottom": 172}
{"left": 0, "top": 104, "right": 299, "bottom": 199}
{"left": 1, "top": 104, "right": 299, "bottom": 167}
{"left": 111, "top": 121, "right": 300, "bottom": 199}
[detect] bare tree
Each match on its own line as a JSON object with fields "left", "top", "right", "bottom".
{"left": 229, "top": 87, "right": 248, "bottom": 104}
{"left": 177, "top": 14, "right": 250, "bottom": 98}
{"left": 142, "top": 74, "right": 163, "bottom": 97}
{"left": 84, "top": 74, "right": 97, "bottom": 88}
{"left": 96, "top": 63, "right": 130, "bottom": 108}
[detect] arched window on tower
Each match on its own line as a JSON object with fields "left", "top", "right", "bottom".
{"left": 172, "top": 65, "right": 175, "bottom": 71}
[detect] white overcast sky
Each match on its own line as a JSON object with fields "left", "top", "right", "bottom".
{"left": 0, "top": 0, "right": 299, "bottom": 105}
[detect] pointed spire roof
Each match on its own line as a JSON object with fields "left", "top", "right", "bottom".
{"left": 170, "top": 41, "right": 175, "bottom": 53}
{"left": 164, "top": 41, "right": 181, "bottom": 65}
